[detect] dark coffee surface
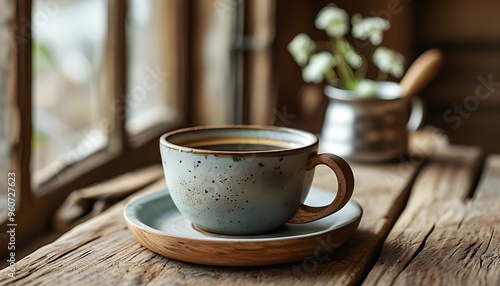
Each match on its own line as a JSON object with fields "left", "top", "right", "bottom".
{"left": 194, "top": 143, "right": 286, "bottom": 151}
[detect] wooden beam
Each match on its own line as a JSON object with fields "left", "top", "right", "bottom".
{"left": 363, "top": 146, "right": 488, "bottom": 285}
{"left": 0, "top": 0, "right": 34, "bottom": 258}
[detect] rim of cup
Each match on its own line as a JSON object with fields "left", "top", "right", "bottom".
{"left": 160, "top": 125, "right": 319, "bottom": 156}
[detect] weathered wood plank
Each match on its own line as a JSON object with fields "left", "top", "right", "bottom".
{"left": 53, "top": 165, "right": 164, "bottom": 230}
{"left": 452, "top": 155, "right": 500, "bottom": 285}
{"left": 0, "top": 131, "right": 443, "bottom": 285}
{"left": 0, "top": 162, "right": 421, "bottom": 285}
{"left": 0, "top": 0, "right": 12, "bottom": 217}
{"left": 362, "top": 147, "right": 500, "bottom": 286}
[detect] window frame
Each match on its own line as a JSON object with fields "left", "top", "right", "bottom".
{"left": 1, "top": 0, "right": 189, "bottom": 254}
{"left": 1, "top": 0, "right": 277, "bottom": 256}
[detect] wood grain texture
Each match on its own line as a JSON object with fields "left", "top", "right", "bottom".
{"left": 53, "top": 165, "right": 164, "bottom": 230}
{"left": 363, "top": 147, "right": 500, "bottom": 286}
{"left": 0, "top": 0, "right": 12, "bottom": 216}
{"left": 0, "top": 153, "right": 422, "bottom": 285}
{"left": 0, "top": 0, "right": 36, "bottom": 259}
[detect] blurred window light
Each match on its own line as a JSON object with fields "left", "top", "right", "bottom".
{"left": 32, "top": 0, "right": 108, "bottom": 185}
{"left": 126, "top": 0, "right": 180, "bottom": 134}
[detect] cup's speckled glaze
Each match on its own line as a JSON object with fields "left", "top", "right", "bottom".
{"left": 160, "top": 126, "right": 353, "bottom": 235}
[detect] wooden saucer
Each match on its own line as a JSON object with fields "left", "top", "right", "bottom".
{"left": 124, "top": 187, "right": 362, "bottom": 266}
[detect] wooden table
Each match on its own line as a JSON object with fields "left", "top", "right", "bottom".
{"left": 1, "top": 131, "right": 499, "bottom": 285}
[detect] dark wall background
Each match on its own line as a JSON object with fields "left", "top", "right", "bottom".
{"left": 272, "top": 0, "right": 500, "bottom": 153}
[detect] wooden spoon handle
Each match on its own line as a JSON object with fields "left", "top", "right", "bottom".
{"left": 400, "top": 49, "right": 443, "bottom": 99}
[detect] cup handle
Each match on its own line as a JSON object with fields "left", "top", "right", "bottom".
{"left": 407, "top": 96, "right": 425, "bottom": 132}
{"left": 288, "top": 154, "right": 354, "bottom": 224}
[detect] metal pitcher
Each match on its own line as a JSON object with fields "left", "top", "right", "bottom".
{"left": 320, "top": 82, "right": 424, "bottom": 162}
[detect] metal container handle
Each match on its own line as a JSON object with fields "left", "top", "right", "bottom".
{"left": 407, "top": 97, "right": 425, "bottom": 132}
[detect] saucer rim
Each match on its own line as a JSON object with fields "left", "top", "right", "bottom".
{"left": 124, "top": 187, "right": 362, "bottom": 266}
{"left": 123, "top": 187, "right": 362, "bottom": 243}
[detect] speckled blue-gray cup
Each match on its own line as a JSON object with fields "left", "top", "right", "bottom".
{"left": 160, "top": 125, "right": 354, "bottom": 235}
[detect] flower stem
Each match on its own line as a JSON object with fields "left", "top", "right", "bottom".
{"left": 331, "top": 38, "right": 357, "bottom": 89}
{"left": 355, "top": 48, "right": 368, "bottom": 80}
{"left": 325, "top": 68, "right": 338, "bottom": 86}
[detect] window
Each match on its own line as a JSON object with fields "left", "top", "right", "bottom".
{"left": 29, "top": 0, "right": 188, "bottom": 192}
{"left": 1, "top": 0, "right": 188, "bottom": 253}
{"left": 31, "top": 0, "right": 186, "bottom": 185}
{"left": 126, "top": 0, "right": 183, "bottom": 135}
{"left": 32, "top": 0, "right": 108, "bottom": 184}
{"left": 1, "top": 0, "right": 276, "bottom": 256}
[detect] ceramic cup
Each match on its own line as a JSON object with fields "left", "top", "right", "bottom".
{"left": 159, "top": 125, "right": 354, "bottom": 235}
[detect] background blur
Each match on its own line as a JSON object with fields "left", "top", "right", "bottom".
{"left": 1, "top": 0, "right": 499, "bottom": 261}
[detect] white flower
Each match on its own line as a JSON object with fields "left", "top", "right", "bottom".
{"left": 342, "top": 42, "right": 362, "bottom": 69}
{"left": 346, "top": 52, "right": 362, "bottom": 69}
{"left": 372, "top": 47, "right": 404, "bottom": 78}
{"left": 302, "top": 52, "right": 336, "bottom": 83}
{"left": 287, "top": 33, "right": 316, "bottom": 66}
{"left": 351, "top": 15, "right": 390, "bottom": 45}
{"left": 315, "top": 6, "right": 349, "bottom": 37}
{"left": 354, "top": 79, "right": 378, "bottom": 97}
